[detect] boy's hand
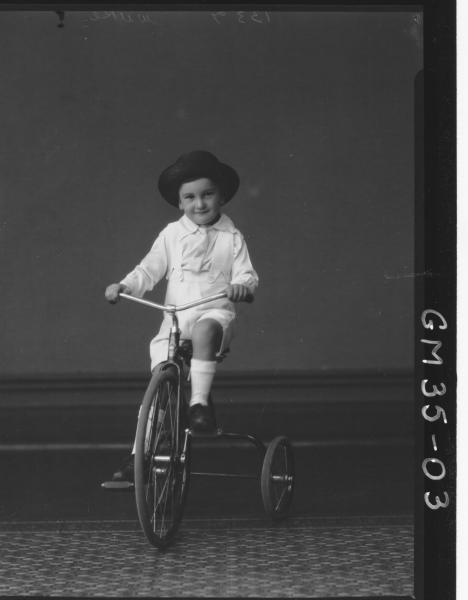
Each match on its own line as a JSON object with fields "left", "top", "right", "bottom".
{"left": 105, "top": 283, "right": 131, "bottom": 304}
{"left": 226, "top": 284, "right": 252, "bottom": 303}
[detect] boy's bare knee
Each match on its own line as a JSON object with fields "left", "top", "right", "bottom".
{"left": 192, "top": 319, "right": 223, "bottom": 361}
{"left": 192, "top": 319, "right": 223, "bottom": 344}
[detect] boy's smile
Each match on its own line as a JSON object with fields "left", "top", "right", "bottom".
{"left": 178, "top": 178, "right": 224, "bottom": 227}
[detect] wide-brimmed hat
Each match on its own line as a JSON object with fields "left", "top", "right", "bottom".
{"left": 158, "top": 150, "right": 240, "bottom": 206}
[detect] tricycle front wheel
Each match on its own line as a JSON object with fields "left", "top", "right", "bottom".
{"left": 134, "top": 367, "right": 190, "bottom": 549}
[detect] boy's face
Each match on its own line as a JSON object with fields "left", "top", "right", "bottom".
{"left": 178, "top": 178, "right": 225, "bottom": 227}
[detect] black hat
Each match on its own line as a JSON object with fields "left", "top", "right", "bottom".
{"left": 158, "top": 150, "right": 240, "bottom": 207}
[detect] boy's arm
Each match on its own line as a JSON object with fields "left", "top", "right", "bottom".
{"left": 229, "top": 232, "right": 259, "bottom": 297}
{"left": 114, "top": 231, "right": 169, "bottom": 299}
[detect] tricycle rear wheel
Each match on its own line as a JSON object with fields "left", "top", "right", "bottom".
{"left": 261, "top": 436, "right": 295, "bottom": 520}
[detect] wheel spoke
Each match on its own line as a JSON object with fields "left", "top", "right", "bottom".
{"left": 149, "top": 468, "right": 168, "bottom": 533}
{"left": 162, "top": 473, "right": 172, "bottom": 532}
{"left": 158, "top": 466, "right": 173, "bottom": 536}
{"left": 167, "top": 381, "right": 177, "bottom": 448}
{"left": 146, "top": 476, "right": 151, "bottom": 503}
{"left": 144, "top": 405, "right": 153, "bottom": 456}
{"left": 274, "top": 485, "right": 288, "bottom": 512}
{"left": 151, "top": 470, "right": 158, "bottom": 531}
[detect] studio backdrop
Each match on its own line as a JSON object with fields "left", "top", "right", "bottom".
{"left": 0, "top": 10, "right": 422, "bottom": 376}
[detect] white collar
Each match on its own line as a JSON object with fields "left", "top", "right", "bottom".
{"left": 179, "top": 213, "right": 236, "bottom": 235}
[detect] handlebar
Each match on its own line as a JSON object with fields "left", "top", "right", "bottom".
{"left": 118, "top": 290, "right": 254, "bottom": 313}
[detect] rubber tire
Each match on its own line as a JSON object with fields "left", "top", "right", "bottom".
{"left": 134, "top": 367, "right": 191, "bottom": 548}
{"left": 261, "top": 436, "right": 295, "bottom": 520}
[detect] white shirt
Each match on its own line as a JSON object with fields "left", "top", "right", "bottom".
{"left": 121, "top": 214, "right": 259, "bottom": 303}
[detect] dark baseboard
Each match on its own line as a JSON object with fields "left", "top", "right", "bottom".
{"left": 0, "top": 369, "right": 414, "bottom": 445}
{"left": 0, "top": 368, "right": 413, "bottom": 397}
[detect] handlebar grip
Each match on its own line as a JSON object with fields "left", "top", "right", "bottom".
{"left": 244, "top": 293, "right": 255, "bottom": 304}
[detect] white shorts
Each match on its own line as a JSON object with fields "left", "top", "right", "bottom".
{"left": 149, "top": 308, "right": 235, "bottom": 371}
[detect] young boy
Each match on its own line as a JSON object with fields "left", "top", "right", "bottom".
{"left": 105, "top": 150, "right": 258, "bottom": 482}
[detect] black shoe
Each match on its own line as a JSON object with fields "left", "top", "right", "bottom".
{"left": 189, "top": 403, "right": 216, "bottom": 433}
{"left": 112, "top": 455, "right": 134, "bottom": 483}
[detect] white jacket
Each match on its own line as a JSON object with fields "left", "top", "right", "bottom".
{"left": 120, "top": 213, "right": 259, "bottom": 368}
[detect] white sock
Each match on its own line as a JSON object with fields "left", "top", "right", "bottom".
{"left": 190, "top": 359, "right": 217, "bottom": 407}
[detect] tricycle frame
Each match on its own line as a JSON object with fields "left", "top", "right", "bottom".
{"left": 118, "top": 291, "right": 295, "bottom": 548}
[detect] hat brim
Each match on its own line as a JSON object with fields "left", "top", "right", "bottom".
{"left": 158, "top": 155, "right": 239, "bottom": 207}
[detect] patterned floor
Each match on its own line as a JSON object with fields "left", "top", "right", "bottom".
{"left": 0, "top": 515, "right": 413, "bottom": 597}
